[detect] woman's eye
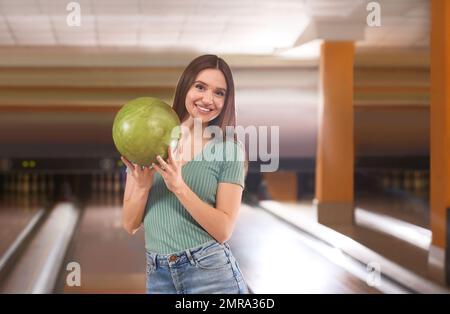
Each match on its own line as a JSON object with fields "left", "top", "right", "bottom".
{"left": 195, "top": 84, "right": 204, "bottom": 90}
{"left": 216, "top": 91, "right": 225, "bottom": 97}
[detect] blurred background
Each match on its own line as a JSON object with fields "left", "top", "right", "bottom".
{"left": 0, "top": 0, "right": 449, "bottom": 294}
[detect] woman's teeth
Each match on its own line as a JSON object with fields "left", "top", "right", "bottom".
{"left": 195, "top": 104, "right": 212, "bottom": 113}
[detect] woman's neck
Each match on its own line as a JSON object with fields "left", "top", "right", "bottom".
{"left": 182, "top": 117, "right": 210, "bottom": 141}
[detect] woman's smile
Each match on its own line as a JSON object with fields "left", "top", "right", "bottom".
{"left": 194, "top": 103, "right": 213, "bottom": 114}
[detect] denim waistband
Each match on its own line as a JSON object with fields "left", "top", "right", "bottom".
{"left": 145, "top": 240, "right": 231, "bottom": 268}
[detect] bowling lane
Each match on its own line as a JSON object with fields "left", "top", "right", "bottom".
{"left": 355, "top": 192, "right": 429, "bottom": 229}
{"left": 0, "top": 173, "right": 50, "bottom": 258}
{"left": 355, "top": 169, "right": 430, "bottom": 228}
{"left": 0, "top": 205, "right": 43, "bottom": 258}
{"left": 58, "top": 196, "right": 146, "bottom": 293}
{"left": 229, "top": 204, "right": 381, "bottom": 294}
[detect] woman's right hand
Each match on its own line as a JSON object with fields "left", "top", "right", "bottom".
{"left": 121, "top": 156, "right": 156, "bottom": 191}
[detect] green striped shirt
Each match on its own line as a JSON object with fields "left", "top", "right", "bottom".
{"left": 143, "top": 139, "right": 245, "bottom": 254}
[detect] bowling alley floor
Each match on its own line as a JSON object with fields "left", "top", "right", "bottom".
{"left": 229, "top": 204, "right": 384, "bottom": 293}
{"left": 0, "top": 196, "right": 48, "bottom": 258}
{"left": 256, "top": 192, "right": 449, "bottom": 293}
{"left": 48, "top": 186, "right": 450, "bottom": 294}
{"left": 2, "top": 190, "right": 445, "bottom": 294}
{"left": 57, "top": 196, "right": 147, "bottom": 294}
{"left": 56, "top": 195, "right": 390, "bottom": 294}
{"left": 0, "top": 206, "right": 39, "bottom": 257}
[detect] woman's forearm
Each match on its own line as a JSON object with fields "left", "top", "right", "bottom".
{"left": 173, "top": 182, "right": 232, "bottom": 243}
{"left": 122, "top": 186, "right": 150, "bottom": 234}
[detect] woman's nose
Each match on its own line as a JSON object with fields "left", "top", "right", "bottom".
{"left": 202, "top": 90, "right": 214, "bottom": 105}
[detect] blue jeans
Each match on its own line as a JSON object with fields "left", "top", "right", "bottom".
{"left": 145, "top": 240, "right": 249, "bottom": 294}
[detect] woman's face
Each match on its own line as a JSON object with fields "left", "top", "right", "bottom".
{"left": 185, "top": 68, "right": 227, "bottom": 124}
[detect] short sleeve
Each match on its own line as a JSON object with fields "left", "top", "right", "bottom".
{"left": 218, "top": 141, "right": 246, "bottom": 189}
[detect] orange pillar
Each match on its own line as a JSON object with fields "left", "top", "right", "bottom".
{"left": 263, "top": 172, "right": 297, "bottom": 202}
{"left": 315, "top": 41, "right": 355, "bottom": 225}
{"left": 429, "top": 0, "right": 450, "bottom": 284}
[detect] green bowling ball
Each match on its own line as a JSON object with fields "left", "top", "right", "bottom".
{"left": 112, "top": 97, "right": 181, "bottom": 166}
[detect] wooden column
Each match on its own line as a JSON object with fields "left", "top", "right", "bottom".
{"left": 263, "top": 172, "right": 298, "bottom": 202}
{"left": 429, "top": 0, "right": 450, "bottom": 285}
{"left": 315, "top": 41, "right": 355, "bottom": 225}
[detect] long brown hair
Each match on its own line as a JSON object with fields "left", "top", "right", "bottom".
{"left": 172, "top": 54, "right": 248, "bottom": 174}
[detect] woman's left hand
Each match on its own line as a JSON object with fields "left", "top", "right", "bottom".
{"left": 153, "top": 141, "right": 186, "bottom": 195}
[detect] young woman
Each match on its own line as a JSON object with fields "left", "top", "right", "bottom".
{"left": 121, "top": 55, "right": 249, "bottom": 294}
